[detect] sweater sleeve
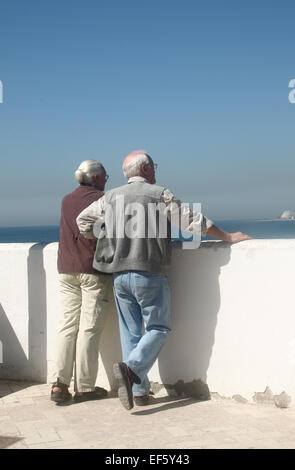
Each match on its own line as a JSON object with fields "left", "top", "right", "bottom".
{"left": 161, "top": 188, "right": 214, "bottom": 237}
{"left": 76, "top": 196, "right": 105, "bottom": 239}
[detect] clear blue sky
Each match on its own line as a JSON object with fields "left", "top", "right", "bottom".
{"left": 0, "top": 0, "right": 294, "bottom": 226}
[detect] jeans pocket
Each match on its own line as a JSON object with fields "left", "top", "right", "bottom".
{"left": 134, "top": 272, "right": 163, "bottom": 284}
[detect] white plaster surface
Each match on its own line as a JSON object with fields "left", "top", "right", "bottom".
{"left": 1, "top": 240, "right": 295, "bottom": 401}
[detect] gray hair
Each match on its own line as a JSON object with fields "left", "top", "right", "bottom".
{"left": 74, "top": 159, "right": 105, "bottom": 184}
{"left": 122, "top": 151, "right": 151, "bottom": 179}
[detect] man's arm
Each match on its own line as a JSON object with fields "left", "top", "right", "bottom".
{"left": 76, "top": 196, "right": 105, "bottom": 239}
{"left": 206, "top": 225, "right": 252, "bottom": 243}
{"left": 162, "top": 189, "right": 213, "bottom": 236}
{"left": 162, "top": 189, "right": 251, "bottom": 243}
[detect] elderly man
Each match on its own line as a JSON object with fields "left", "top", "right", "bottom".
{"left": 51, "top": 159, "right": 111, "bottom": 404}
{"left": 77, "top": 151, "right": 251, "bottom": 410}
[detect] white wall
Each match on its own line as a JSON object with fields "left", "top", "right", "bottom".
{"left": 1, "top": 240, "right": 295, "bottom": 401}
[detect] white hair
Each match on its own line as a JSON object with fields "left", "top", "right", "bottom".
{"left": 123, "top": 151, "right": 151, "bottom": 179}
{"left": 74, "top": 159, "right": 105, "bottom": 184}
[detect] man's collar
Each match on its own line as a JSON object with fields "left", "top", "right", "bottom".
{"left": 78, "top": 183, "right": 103, "bottom": 193}
{"left": 127, "top": 176, "right": 149, "bottom": 184}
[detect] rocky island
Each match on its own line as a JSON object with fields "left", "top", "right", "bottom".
{"left": 280, "top": 210, "right": 295, "bottom": 220}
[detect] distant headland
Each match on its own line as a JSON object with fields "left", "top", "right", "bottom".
{"left": 280, "top": 210, "right": 295, "bottom": 220}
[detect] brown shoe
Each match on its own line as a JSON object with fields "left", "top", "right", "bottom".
{"left": 73, "top": 386, "right": 108, "bottom": 403}
{"left": 134, "top": 395, "right": 149, "bottom": 406}
{"left": 51, "top": 379, "right": 72, "bottom": 403}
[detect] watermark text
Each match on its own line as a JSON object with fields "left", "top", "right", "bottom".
{"left": 92, "top": 196, "right": 202, "bottom": 249}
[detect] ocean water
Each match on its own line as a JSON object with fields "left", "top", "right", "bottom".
{"left": 0, "top": 225, "right": 60, "bottom": 243}
{"left": 0, "top": 219, "right": 295, "bottom": 243}
{"left": 205, "top": 219, "right": 295, "bottom": 240}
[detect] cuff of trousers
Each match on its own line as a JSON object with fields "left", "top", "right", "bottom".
{"left": 50, "top": 375, "right": 71, "bottom": 387}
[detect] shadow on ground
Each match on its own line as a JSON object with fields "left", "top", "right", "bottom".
{"left": 0, "top": 379, "right": 41, "bottom": 398}
{"left": 0, "top": 435, "right": 24, "bottom": 449}
{"left": 131, "top": 396, "right": 204, "bottom": 416}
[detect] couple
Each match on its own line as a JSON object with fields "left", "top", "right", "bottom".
{"left": 51, "top": 150, "right": 251, "bottom": 410}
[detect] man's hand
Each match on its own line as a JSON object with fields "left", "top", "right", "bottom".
{"left": 206, "top": 225, "right": 252, "bottom": 243}
{"left": 227, "top": 232, "right": 252, "bottom": 244}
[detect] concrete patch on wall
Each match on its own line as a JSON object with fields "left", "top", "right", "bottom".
{"left": 253, "top": 386, "right": 274, "bottom": 404}
{"left": 253, "top": 386, "right": 291, "bottom": 408}
{"left": 232, "top": 394, "right": 248, "bottom": 404}
{"left": 150, "top": 380, "right": 293, "bottom": 409}
{"left": 210, "top": 387, "right": 292, "bottom": 408}
{"left": 274, "top": 391, "right": 292, "bottom": 408}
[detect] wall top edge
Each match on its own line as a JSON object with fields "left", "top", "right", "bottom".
{"left": 0, "top": 243, "right": 38, "bottom": 251}
{"left": 1, "top": 239, "right": 295, "bottom": 253}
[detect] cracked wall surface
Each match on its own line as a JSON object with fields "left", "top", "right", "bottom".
{"left": 1, "top": 241, "right": 295, "bottom": 402}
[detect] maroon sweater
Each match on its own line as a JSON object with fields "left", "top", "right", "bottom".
{"left": 57, "top": 184, "right": 103, "bottom": 274}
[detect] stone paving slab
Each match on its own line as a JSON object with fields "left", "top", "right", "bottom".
{"left": 0, "top": 380, "right": 295, "bottom": 449}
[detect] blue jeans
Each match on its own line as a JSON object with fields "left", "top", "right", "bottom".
{"left": 113, "top": 271, "right": 171, "bottom": 397}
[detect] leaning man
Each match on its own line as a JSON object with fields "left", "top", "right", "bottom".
{"left": 51, "top": 160, "right": 111, "bottom": 403}
{"left": 76, "top": 151, "right": 251, "bottom": 410}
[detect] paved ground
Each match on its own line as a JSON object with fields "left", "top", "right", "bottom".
{"left": 0, "top": 380, "right": 295, "bottom": 449}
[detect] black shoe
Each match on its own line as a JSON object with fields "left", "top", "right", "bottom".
{"left": 113, "top": 362, "right": 141, "bottom": 411}
{"left": 73, "top": 386, "right": 108, "bottom": 403}
{"left": 51, "top": 379, "right": 72, "bottom": 403}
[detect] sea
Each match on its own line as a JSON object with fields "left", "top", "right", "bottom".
{"left": 0, "top": 219, "right": 295, "bottom": 243}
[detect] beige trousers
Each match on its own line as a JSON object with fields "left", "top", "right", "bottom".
{"left": 52, "top": 273, "right": 111, "bottom": 392}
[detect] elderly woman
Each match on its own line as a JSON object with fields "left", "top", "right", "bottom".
{"left": 51, "top": 160, "right": 111, "bottom": 404}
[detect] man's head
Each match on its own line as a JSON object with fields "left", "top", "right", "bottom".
{"left": 74, "top": 159, "right": 108, "bottom": 191}
{"left": 122, "top": 150, "right": 156, "bottom": 184}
